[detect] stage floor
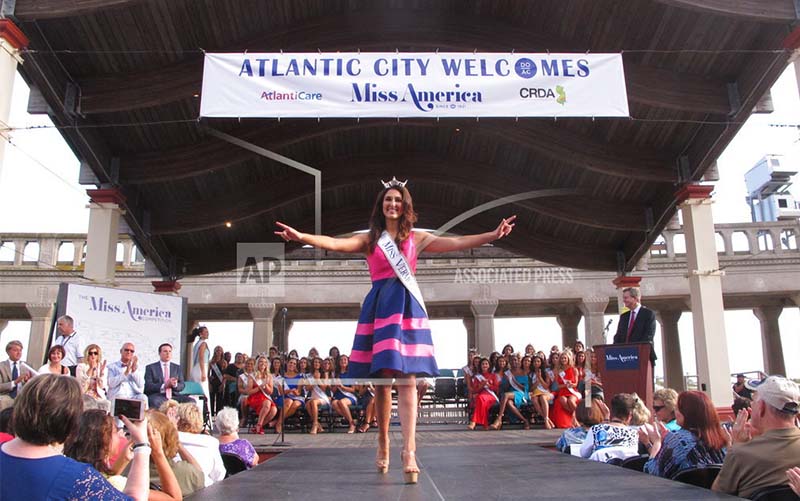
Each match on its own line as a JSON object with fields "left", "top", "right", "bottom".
{"left": 188, "top": 441, "right": 738, "bottom": 500}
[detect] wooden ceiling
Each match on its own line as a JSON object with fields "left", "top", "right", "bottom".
{"left": 8, "top": 0, "right": 796, "bottom": 276}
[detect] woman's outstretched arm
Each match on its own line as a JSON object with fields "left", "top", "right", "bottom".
{"left": 415, "top": 216, "right": 516, "bottom": 254}
{"left": 275, "top": 222, "right": 368, "bottom": 253}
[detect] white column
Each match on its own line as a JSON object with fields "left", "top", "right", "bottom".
{"left": 579, "top": 296, "right": 609, "bottom": 348}
{"left": 556, "top": 308, "right": 581, "bottom": 349}
{"left": 26, "top": 303, "right": 55, "bottom": 367}
{"left": 470, "top": 299, "right": 498, "bottom": 356}
{"left": 679, "top": 185, "right": 731, "bottom": 407}
{"left": 656, "top": 309, "right": 685, "bottom": 391}
{"left": 753, "top": 306, "right": 786, "bottom": 375}
{"left": 249, "top": 303, "right": 276, "bottom": 357}
{"left": 85, "top": 189, "right": 125, "bottom": 283}
{"left": 0, "top": 20, "right": 28, "bottom": 178}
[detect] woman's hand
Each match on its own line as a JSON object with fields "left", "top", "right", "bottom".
{"left": 275, "top": 221, "right": 304, "bottom": 243}
{"left": 493, "top": 215, "right": 516, "bottom": 240}
{"left": 148, "top": 422, "right": 165, "bottom": 459}
{"left": 120, "top": 415, "right": 148, "bottom": 445}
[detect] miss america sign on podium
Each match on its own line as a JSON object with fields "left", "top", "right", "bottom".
{"left": 200, "top": 52, "right": 629, "bottom": 118}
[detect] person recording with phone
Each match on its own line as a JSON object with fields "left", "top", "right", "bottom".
{"left": 108, "top": 342, "right": 146, "bottom": 403}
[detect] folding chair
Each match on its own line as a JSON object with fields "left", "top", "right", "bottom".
{"left": 180, "top": 381, "right": 212, "bottom": 433}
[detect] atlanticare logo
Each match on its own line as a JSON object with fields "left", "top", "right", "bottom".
{"left": 260, "top": 90, "right": 322, "bottom": 101}
{"left": 351, "top": 83, "right": 482, "bottom": 112}
{"left": 88, "top": 296, "right": 173, "bottom": 323}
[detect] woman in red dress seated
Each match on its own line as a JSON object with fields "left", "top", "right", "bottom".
{"left": 551, "top": 350, "right": 581, "bottom": 428}
{"left": 468, "top": 358, "right": 501, "bottom": 430}
{"left": 245, "top": 356, "right": 277, "bottom": 434}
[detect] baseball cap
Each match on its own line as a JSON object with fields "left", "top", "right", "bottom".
{"left": 745, "top": 376, "right": 800, "bottom": 414}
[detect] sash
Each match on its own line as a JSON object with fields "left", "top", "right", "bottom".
{"left": 531, "top": 373, "right": 548, "bottom": 393}
{"left": 462, "top": 366, "right": 473, "bottom": 378}
{"left": 211, "top": 363, "right": 223, "bottom": 382}
{"left": 474, "top": 374, "right": 499, "bottom": 402}
{"left": 308, "top": 375, "right": 330, "bottom": 405}
{"left": 558, "top": 370, "right": 581, "bottom": 399}
{"left": 254, "top": 376, "right": 273, "bottom": 401}
{"left": 506, "top": 370, "right": 526, "bottom": 393}
{"left": 377, "top": 231, "right": 427, "bottom": 315}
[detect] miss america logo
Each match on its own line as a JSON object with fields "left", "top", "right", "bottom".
{"left": 88, "top": 296, "right": 173, "bottom": 323}
{"left": 351, "top": 82, "right": 483, "bottom": 112}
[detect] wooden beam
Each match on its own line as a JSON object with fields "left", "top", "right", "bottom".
{"left": 12, "top": 0, "right": 145, "bottom": 20}
{"left": 120, "top": 120, "right": 675, "bottom": 184}
{"left": 653, "top": 0, "right": 798, "bottom": 23}
{"left": 73, "top": 11, "right": 728, "bottom": 117}
{"left": 148, "top": 155, "right": 649, "bottom": 235}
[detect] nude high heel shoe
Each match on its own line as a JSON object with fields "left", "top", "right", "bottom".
{"left": 401, "top": 451, "right": 419, "bottom": 484}
{"left": 375, "top": 448, "right": 389, "bottom": 474}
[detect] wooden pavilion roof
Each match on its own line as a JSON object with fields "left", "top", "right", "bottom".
{"left": 7, "top": 0, "right": 797, "bottom": 276}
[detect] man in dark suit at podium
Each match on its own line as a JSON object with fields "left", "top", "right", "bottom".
{"left": 613, "top": 287, "right": 657, "bottom": 368}
{"left": 144, "top": 343, "right": 193, "bottom": 409}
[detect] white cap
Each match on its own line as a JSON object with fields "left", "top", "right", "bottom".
{"left": 746, "top": 376, "right": 800, "bottom": 414}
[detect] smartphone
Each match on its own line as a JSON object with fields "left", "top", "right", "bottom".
{"left": 112, "top": 397, "right": 145, "bottom": 421}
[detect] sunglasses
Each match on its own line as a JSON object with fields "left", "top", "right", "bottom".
{"left": 123, "top": 348, "right": 135, "bottom": 353}
{"left": 88, "top": 351, "right": 99, "bottom": 355}
{"left": 653, "top": 405, "right": 665, "bottom": 412}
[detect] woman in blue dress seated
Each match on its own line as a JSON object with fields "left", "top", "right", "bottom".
{"left": 332, "top": 354, "right": 360, "bottom": 433}
{"left": 491, "top": 355, "right": 531, "bottom": 430}
{"left": 0, "top": 374, "right": 155, "bottom": 500}
{"left": 641, "top": 390, "right": 727, "bottom": 479}
{"left": 275, "top": 177, "right": 514, "bottom": 483}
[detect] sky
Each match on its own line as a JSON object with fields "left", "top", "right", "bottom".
{"left": 1, "top": 66, "right": 799, "bottom": 378}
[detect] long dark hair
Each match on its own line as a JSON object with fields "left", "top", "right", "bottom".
{"left": 367, "top": 185, "right": 417, "bottom": 253}
{"left": 188, "top": 326, "right": 207, "bottom": 343}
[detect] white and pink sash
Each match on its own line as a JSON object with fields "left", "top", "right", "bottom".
{"left": 377, "top": 231, "right": 427, "bottom": 315}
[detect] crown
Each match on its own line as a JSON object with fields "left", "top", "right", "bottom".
{"left": 381, "top": 176, "right": 408, "bottom": 189}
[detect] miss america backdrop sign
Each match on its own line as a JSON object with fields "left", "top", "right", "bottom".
{"left": 200, "top": 52, "right": 628, "bottom": 118}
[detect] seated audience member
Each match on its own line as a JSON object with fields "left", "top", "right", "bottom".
{"left": 223, "top": 353, "right": 245, "bottom": 407}
{"left": 0, "top": 374, "right": 150, "bottom": 500}
{"left": 524, "top": 344, "right": 536, "bottom": 357}
{"left": 416, "top": 377, "right": 433, "bottom": 407}
{"left": 305, "top": 357, "right": 331, "bottom": 435}
{"left": 642, "top": 390, "right": 727, "bottom": 479}
{"left": 357, "top": 381, "right": 377, "bottom": 433}
{"left": 732, "top": 373, "right": 753, "bottom": 417}
{"left": 468, "top": 358, "right": 501, "bottom": 430}
{"left": 282, "top": 358, "right": 306, "bottom": 421}
{"left": 0, "top": 340, "right": 34, "bottom": 410}
{"left": 144, "top": 343, "right": 192, "bottom": 410}
{"left": 653, "top": 388, "right": 681, "bottom": 431}
{"left": 713, "top": 376, "right": 800, "bottom": 498}
{"left": 630, "top": 393, "right": 651, "bottom": 427}
{"left": 244, "top": 356, "right": 277, "bottom": 435}
{"left": 529, "top": 354, "right": 554, "bottom": 429}
{"left": 65, "top": 409, "right": 182, "bottom": 500}
{"left": 573, "top": 340, "right": 585, "bottom": 354}
{"left": 176, "top": 402, "right": 226, "bottom": 486}
{"left": 492, "top": 355, "right": 530, "bottom": 430}
{"left": 237, "top": 357, "right": 257, "bottom": 427}
{"left": 0, "top": 407, "right": 13, "bottom": 443}
{"left": 216, "top": 407, "right": 259, "bottom": 469}
{"left": 579, "top": 393, "right": 639, "bottom": 461}
{"left": 552, "top": 351, "right": 581, "bottom": 428}
{"left": 332, "top": 354, "right": 359, "bottom": 433}
{"left": 39, "top": 344, "right": 71, "bottom": 375}
{"left": 76, "top": 344, "right": 110, "bottom": 411}
{"left": 107, "top": 342, "right": 146, "bottom": 402}
{"left": 556, "top": 398, "right": 607, "bottom": 453}
{"left": 147, "top": 409, "right": 205, "bottom": 497}
{"left": 298, "top": 357, "right": 310, "bottom": 375}
{"left": 159, "top": 400, "right": 180, "bottom": 428}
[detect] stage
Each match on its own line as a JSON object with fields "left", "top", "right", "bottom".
{"left": 187, "top": 428, "right": 737, "bottom": 500}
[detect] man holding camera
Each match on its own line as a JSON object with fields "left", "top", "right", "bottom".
{"left": 144, "top": 343, "right": 192, "bottom": 409}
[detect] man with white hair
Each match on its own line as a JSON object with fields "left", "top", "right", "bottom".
{"left": 0, "top": 340, "right": 34, "bottom": 410}
{"left": 613, "top": 287, "right": 657, "bottom": 368}
{"left": 712, "top": 375, "right": 800, "bottom": 498}
{"left": 107, "top": 342, "right": 146, "bottom": 402}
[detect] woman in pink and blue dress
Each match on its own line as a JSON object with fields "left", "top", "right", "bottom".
{"left": 276, "top": 178, "right": 514, "bottom": 484}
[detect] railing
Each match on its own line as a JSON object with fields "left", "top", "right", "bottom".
{"left": 1, "top": 220, "right": 798, "bottom": 271}
{"left": 682, "top": 370, "right": 768, "bottom": 392}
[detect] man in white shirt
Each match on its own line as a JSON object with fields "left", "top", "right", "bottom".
{"left": 107, "top": 342, "right": 146, "bottom": 403}
{"left": 0, "top": 340, "right": 34, "bottom": 410}
{"left": 54, "top": 315, "right": 85, "bottom": 374}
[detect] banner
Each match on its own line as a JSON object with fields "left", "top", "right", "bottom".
{"left": 56, "top": 283, "right": 186, "bottom": 367}
{"left": 200, "top": 52, "right": 628, "bottom": 118}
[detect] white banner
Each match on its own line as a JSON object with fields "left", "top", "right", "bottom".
{"left": 58, "top": 284, "right": 185, "bottom": 367}
{"left": 200, "top": 52, "right": 629, "bottom": 118}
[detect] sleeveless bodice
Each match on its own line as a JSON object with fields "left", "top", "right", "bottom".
{"left": 365, "top": 235, "right": 417, "bottom": 281}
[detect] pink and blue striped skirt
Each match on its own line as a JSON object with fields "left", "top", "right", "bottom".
{"left": 349, "top": 278, "right": 439, "bottom": 378}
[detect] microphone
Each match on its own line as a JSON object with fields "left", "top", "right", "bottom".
{"left": 604, "top": 319, "right": 613, "bottom": 330}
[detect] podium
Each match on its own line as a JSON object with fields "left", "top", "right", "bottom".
{"left": 594, "top": 343, "right": 653, "bottom": 410}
